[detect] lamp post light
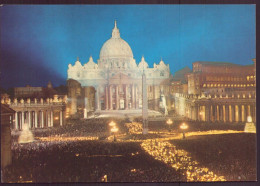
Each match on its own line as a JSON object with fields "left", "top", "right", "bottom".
{"left": 109, "top": 121, "right": 116, "bottom": 127}
{"left": 166, "top": 118, "right": 173, "bottom": 132}
{"left": 180, "top": 122, "right": 188, "bottom": 139}
{"left": 111, "top": 126, "right": 118, "bottom": 142}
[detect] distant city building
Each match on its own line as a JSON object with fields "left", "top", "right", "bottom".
{"left": 67, "top": 21, "right": 171, "bottom": 116}
{"left": 187, "top": 61, "right": 256, "bottom": 95}
{"left": 13, "top": 82, "right": 58, "bottom": 99}
{"left": 14, "top": 85, "right": 43, "bottom": 98}
{"left": 174, "top": 59, "right": 256, "bottom": 123}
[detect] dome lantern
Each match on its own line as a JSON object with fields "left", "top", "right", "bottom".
{"left": 112, "top": 20, "right": 120, "bottom": 39}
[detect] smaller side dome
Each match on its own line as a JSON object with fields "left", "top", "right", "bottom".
{"left": 138, "top": 56, "right": 149, "bottom": 69}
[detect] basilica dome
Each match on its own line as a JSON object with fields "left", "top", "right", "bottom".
{"left": 99, "top": 21, "right": 133, "bottom": 60}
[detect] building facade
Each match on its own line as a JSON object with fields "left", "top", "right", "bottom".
{"left": 174, "top": 60, "right": 256, "bottom": 123}
{"left": 67, "top": 21, "right": 171, "bottom": 116}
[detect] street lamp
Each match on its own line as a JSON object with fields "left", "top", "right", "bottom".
{"left": 111, "top": 126, "right": 119, "bottom": 142}
{"left": 109, "top": 121, "right": 116, "bottom": 127}
{"left": 180, "top": 122, "right": 188, "bottom": 139}
{"left": 166, "top": 118, "right": 173, "bottom": 132}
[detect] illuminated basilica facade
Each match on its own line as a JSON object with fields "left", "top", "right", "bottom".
{"left": 67, "top": 21, "right": 171, "bottom": 116}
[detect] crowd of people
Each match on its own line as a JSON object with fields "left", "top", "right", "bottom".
{"left": 2, "top": 140, "right": 185, "bottom": 182}
{"left": 3, "top": 116, "right": 254, "bottom": 183}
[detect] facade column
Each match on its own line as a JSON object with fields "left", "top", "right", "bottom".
{"left": 60, "top": 111, "right": 63, "bottom": 126}
{"left": 105, "top": 86, "right": 109, "bottom": 110}
{"left": 51, "top": 111, "right": 53, "bottom": 127}
{"left": 134, "top": 85, "right": 138, "bottom": 109}
{"left": 15, "top": 112, "right": 18, "bottom": 130}
{"left": 116, "top": 85, "right": 119, "bottom": 110}
{"left": 35, "top": 111, "right": 38, "bottom": 128}
{"left": 21, "top": 111, "right": 24, "bottom": 130}
{"left": 131, "top": 84, "right": 135, "bottom": 109}
{"left": 95, "top": 86, "right": 100, "bottom": 111}
{"left": 125, "top": 85, "right": 128, "bottom": 109}
{"left": 109, "top": 85, "right": 113, "bottom": 110}
{"left": 194, "top": 105, "right": 198, "bottom": 120}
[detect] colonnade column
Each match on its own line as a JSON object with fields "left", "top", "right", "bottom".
{"left": 225, "top": 105, "right": 229, "bottom": 123}
{"left": 205, "top": 105, "right": 210, "bottom": 122}
{"left": 194, "top": 105, "right": 198, "bottom": 120}
{"left": 51, "top": 111, "right": 53, "bottom": 127}
{"left": 219, "top": 106, "right": 223, "bottom": 122}
{"left": 41, "top": 111, "right": 44, "bottom": 128}
{"left": 241, "top": 105, "right": 245, "bottom": 122}
{"left": 238, "top": 105, "right": 241, "bottom": 122}
{"left": 223, "top": 105, "right": 226, "bottom": 123}
{"left": 35, "top": 111, "right": 38, "bottom": 128}
{"left": 231, "top": 105, "right": 235, "bottom": 123}
{"left": 60, "top": 111, "right": 63, "bottom": 126}
{"left": 21, "top": 111, "right": 24, "bottom": 129}
{"left": 15, "top": 112, "right": 18, "bottom": 130}
{"left": 28, "top": 111, "right": 31, "bottom": 128}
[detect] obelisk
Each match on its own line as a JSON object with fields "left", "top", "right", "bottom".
{"left": 142, "top": 71, "right": 148, "bottom": 134}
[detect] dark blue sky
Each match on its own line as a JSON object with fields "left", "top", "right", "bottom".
{"left": 0, "top": 5, "right": 255, "bottom": 89}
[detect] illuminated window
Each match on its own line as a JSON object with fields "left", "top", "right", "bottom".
{"left": 247, "top": 84, "right": 250, "bottom": 87}
{"left": 247, "top": 76, "right": 250, "bottom": 81}
{"left": 211, "top": 84, "right": 213, "bottom": 87}
{"left": 218, "top": 84, "right": 220, "bottom": 87}
{"left": 228, "top": 84, "right": 230, "bottom": 87}
{"left": 234, "top": 84, "right": 237, "bottom": 87}
{"left": 224, "top": 84, "right": 227, "bottom": 87}
{"left": 203, "top": 84, "right": 206, "bottom": 87}
{"left": 231, "top": 84, "right": 234, "bottom": 87}
{"left": 251, "top": 84, "right": 254, "bottom": 86}
{"left": 214, "top": 84, "right": 217, "bottom": 87}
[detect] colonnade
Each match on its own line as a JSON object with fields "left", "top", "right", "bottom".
{"left": 174, "top": 93, "right": 256, "bottom": 123}
{"left": 192, "top": 103, "right": 256, "bottom": 123}
{"left": 13, "top": 110, "right": 65, "bottom": 130}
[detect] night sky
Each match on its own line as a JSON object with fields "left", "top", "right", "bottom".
{"left": 0, "top": 5, "right": 255, "bottom": 89}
